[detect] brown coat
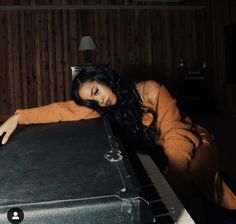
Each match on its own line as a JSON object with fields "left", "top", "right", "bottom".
{"left": 15, "top": 81, "right": 236, "bottom": 209}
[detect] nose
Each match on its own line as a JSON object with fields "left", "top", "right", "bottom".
{"left": 99, "top": 97, "right": 104, "bottom": 105}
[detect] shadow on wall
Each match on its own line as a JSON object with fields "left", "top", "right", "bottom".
{"left": 118, "top": 65, "right": 177, "bottom": 91}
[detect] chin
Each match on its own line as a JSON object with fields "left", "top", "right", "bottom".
{"left": 112, "top": 100, "right": 117, "bottom": 106}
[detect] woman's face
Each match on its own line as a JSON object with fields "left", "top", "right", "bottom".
{"left": 78, "top": 81, "right": 117, "bottom": 107}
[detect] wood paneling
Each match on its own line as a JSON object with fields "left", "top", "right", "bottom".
{"left": 0, "top": 0, "right": 235, "bottom": 121}
{"left": 0, "top": 11, "right": 9, "bottom": 115}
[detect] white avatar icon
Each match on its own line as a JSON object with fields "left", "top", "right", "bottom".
{"left": 12, "top": 211, "right": 20, "bottom": 220}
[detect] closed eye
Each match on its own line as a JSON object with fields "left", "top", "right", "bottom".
{"left": 92, "top": 87, "right": 99, "bottom": 96}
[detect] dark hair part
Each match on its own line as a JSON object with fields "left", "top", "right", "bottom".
{"left": 71, "top": 66, "right": 158, "bottom": 142}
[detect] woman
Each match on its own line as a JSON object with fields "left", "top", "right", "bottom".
{"left": 0, "top": 66, "right": 236, "bottom": 210}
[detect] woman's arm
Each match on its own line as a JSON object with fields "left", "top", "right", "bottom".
{"left": 15, "top": 101, "right": 99, "bottom": 124}
{"left": 156, "top": 86, "right": 200, "bottom": 151}
{"left": 154, "top": 85, "right": 203, "bottom": 191}
{"left": 141, "top": 81, "right": 200, "bottom": 177}
{"left": 0, "top": 114, "right": 19, "bottom": 144}
{"left": 0, "top": 101, "right": 99, "bottom": 144}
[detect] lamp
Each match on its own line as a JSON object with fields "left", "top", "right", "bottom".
{"left": 78, "top": 35, "right": 97, "bottom": 64}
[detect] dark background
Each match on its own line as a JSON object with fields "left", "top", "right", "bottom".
{"left": 0, "top": 0, "right": 236, "bottom": 119}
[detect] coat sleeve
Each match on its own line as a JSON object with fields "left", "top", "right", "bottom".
{"left": 156, "top": 86, "right": 201, "bottom": 174}
{"left": 15, "top": 101, "right": 100, "bottom": 124}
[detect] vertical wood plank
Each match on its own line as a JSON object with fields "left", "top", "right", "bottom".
{"left": 109, "top": 9, "right": 119, "bottom": 70}
{"left": 69, "top": 10, "right": 78, "bottom": 66}
{"left": 20, "top": 10, "right": 28, "bottom": 108}
{"left": 150, "top": 10, "right": 162, "bottom": 80}
{"left": 62, "top": 9, "right": 70, "bottom": 100}
{"left": 41, "top": 10, "right": 50, "bottom": 105}
{"left": 134, "top": 9, "right": 141, "bottom": 78}
{"left": 54, "top": 10, "right": 64, "bottom": 101}
{"left": 34, "top": 11, "right": 43, "bottom": 106}
{"left": 0, "top": 11, "right": 9, "bottom": 115}
{"left": 7, "top": 12, "right": 15, "bottom": 113}
{"left": 12, "top": 11, "right": 23, "bottom": 110}
{"left": 47, "top": 10, "right": 55, "bottom": 103}
{"left": 24, "top": 10, "right": 35, "bottom": 108}
{"left": 171, "top": 11, "right": 181, "bottom": 73}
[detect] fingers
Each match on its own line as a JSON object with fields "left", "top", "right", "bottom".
{"left": 0, "top": 129, "right": 5, "bottom": 145}
{"left": 2, "top": 131, "right": 11, "bottom": 145}
{"left": 0, "top": 114, "right": 19, "bottom": 145}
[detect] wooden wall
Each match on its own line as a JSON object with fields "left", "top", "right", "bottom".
{"left": 0, "top": 0, "right": 235, "bottom": 120}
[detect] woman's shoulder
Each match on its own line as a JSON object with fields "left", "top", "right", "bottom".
{"left": 136, "top": 80, "right": 162, "bottom": 105}
{"left": 136, "top": 80, "right": 162, "bottom": 91}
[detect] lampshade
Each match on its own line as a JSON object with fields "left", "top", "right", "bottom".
{"left": 78, "top": 36, "right": 96, "bottom": 51}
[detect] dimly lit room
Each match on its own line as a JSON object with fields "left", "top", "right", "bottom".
{"left": 0, "top": 1, "right": 236, "bottom": 224}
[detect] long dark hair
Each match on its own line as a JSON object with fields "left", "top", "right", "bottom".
{"left": 71, "top": 66, "right": 157, "bottom": 142}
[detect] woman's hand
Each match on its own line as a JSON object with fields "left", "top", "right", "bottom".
{"left": 0, "top": 114, "right": 19, "bottom": 145}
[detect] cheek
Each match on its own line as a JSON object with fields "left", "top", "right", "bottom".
{"left": 101, "top": 88, "right": 110, "bottom": 97}
{"left": 79, "top": 89, "right": 91, "bottom": 101}
{"left": 109, "top": 90, "right": 115, "bottom": 99}
{"left": 111, "top": 91, "right": 117, "bottom": 103}
{"left": 78, "top": 90, "right": 84, "bottom": 100}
